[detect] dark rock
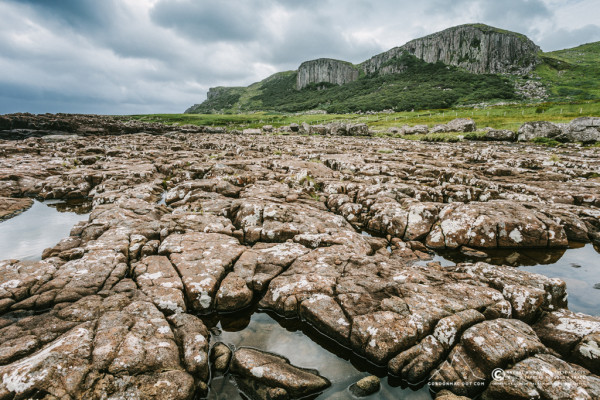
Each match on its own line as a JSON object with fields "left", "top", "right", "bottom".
{"left": 230, "top": 347, "right": 331, "bottom": 398}
{"left": 210, "top": 342, "right": 232, "bottom": 372}
{"left": 349, "top": 375, "right": 380, "bottom": 397}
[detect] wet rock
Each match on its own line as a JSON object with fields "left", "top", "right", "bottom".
{"left": 85, "top": 370, "right": 196, "bottom": 400}
{"left": 0, "top": 197, "right": 33, "bottom": 220}
{"left": 450, "top": 262, "right": 567, "bottom": 322}
{"left": 92, "top": 300, "right": 182, "bottom": 375}
{"left": 0, "top": 322, "right": 95, "bottom": 399}
{"left": 210, "top": 342, "right": 232, "bottom": 372}
{"left": 427, "top": 201, "right": 568, "bottom": 249}
{"left": 215, "top": 272, "right": 254, "bottom": 312}
{"left": 388, "top": 309, "right": 485, "bottom": 382}
{"left": 533, "top": 309, "right": 600, "bottom": 374}
{"left": 230, "top": 347, "right": 331, "bottom": 398}
{"left": 349, "top": 375, "right": 380, "bottom": 397}
{"left": 168, "top": 312, "right": 210, "bottom": 380}
{"left": 235, "top": 376, "right": 290, "bottom": 400}
{"left": 42, "top": 236, "right": 82, "bottom": 259}
{"left": 435, "top": 389, "right": 470, "bottom": 400}
{"left": 430, "top": 319, "right": 548, "bottom": 397}
{"left": 460, "top": 246, "right": 487, "bottom": 258}
{"left": 482, "top": 353, "right": 600, "bottom": 400}
{"left": 133, "top": 255, "right": 186, "bottom": 314}
{"left": 158, "top": 232, "right": 246, "bottom": 312}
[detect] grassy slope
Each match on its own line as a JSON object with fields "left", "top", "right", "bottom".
{"left": 536, "top": 42, "right": 600, "bottom": 100}
{"left": 128, "top": 99, "right": 599, "bottom": 132}
{"left": 186, "top": 54, "right": 516, "bottom": 114}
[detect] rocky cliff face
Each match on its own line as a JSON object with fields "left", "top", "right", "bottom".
{"left": 296, "top": 58, "right": 359, "bottom": 90}
{"left": 360, "top": 47, "right": 410, "bottom": 76}
{"left": 399, "top": 24, "right": 541, "bottom": 74}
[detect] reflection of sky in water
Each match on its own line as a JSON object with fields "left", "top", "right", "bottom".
{"left": 417, "top": 245, "right": 600, "bottom": 316}
{"left": 518, "top": 245, "right": 600, "bottom": 316}
{"left": 212, "top": 312, "right": 432, "bottom": 400}
{"left": 0, "top": 200, "right": 89, "bottom": 261}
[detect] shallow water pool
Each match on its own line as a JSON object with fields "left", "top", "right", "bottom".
{"left": 0, "top": 199, "right": 90, "bottom": 261}
{"left": 204, "top": 309, "right": 432, "bottom": 400}
{"left": 416, "top": 243, "right": 600, "bottom": 316}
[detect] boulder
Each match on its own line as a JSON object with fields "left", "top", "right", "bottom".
{"left": 210, "top": 342, "right": 232, "bottom": 372}
{"left": 517, "top": 121, "right": 562, "bottom": 141}
{"left": 309, "top": 124, "right": 329, "bottom": 135}
{"left": 484, "top": 129, "right": 516, "bottom": 141}
{"left": 556, "top": 116, "right": 600, "bottom": 143}
{"left": 230, "top": 347, "right": 331, "bottom": 398}
{"left": 347, "top": 123, "right": 369, "bottom": 136}
{"left": 349, "top": 375, "right": 380, "bottom": 397}
{"left": 403, "top": 124, "right": 429, "bottom": 134}
{"left": 446, "top": 118, "right": 476, "bottom": 132}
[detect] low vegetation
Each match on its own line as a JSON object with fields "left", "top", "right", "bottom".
{"left": 535, "top": 42, "right": 600, "bottom": 101}
{"left": 186, "top": 54, "right": 516, "bottom": 114}
{"left": 127, "top": 99, "right": 599, "bottom": 132}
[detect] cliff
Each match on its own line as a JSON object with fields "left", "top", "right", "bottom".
{"left": 399, "top": 24, "right": 541, "bottom": 74}
{"left": 296, "top": 58, "right": 359, "bottom": 90}
{"left": 184, "top": 24, "right": 596, "bottom": 114}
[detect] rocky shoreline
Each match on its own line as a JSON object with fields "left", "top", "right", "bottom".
{"left": 0, "top": 114, "right": 599, "bottom": 399}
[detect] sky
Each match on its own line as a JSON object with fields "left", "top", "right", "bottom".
{"left": 1, "top": 0, "right": 599, "bottom": 115}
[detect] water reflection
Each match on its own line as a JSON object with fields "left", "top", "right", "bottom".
{"left": 416, "top": 243, "right": 600, "bottom": 316}
{"left": 204, "top": 310, "right": 432, "bottom": 400}
{"left": 0, "top": 200, "right": 90, "bottom": 261}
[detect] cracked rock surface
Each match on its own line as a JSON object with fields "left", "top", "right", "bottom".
{"left": 0, "top": 115, "right": 599, "bottom": 399}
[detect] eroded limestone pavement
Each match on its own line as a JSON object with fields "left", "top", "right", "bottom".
{"left": 0, "top": 116, "right": 599, "bottom": 399}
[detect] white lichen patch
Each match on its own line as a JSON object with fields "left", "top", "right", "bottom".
{"left": 509, "top": 228, "right": 523, "bottom": 243}
{"left": 250, "top": 366, "right": 265, "bottom": 378}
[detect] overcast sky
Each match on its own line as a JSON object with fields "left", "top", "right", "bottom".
{"left": 1, "top": 0, "right": 599, "bottom": 115}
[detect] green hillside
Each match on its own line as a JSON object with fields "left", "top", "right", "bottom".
{"left": 185, "top": 35, "right": 600, "bottom": 115}
{"left": 535, "top": 42, "right": 600, "bottom": 100}
{"left": 186, "top": 54, "right": 516, "bottom": 114}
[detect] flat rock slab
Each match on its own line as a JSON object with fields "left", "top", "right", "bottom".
{"left": 533, "top": 309, "right": 600, "bottom": 374}
{"left": 430, "top": 319, "right": 548, "bottom": 398}
{"left": 483, "top": 353, "right": 600, "bottom": 400}
{"left": 230, "top": 347, "right": 331, "bottom": 398}
{"left": 0, "top": 197, "right": 33, "bottom": 221}
{"left": 133, "top": 255, "right": 186, "bottom": 314}
{"left": 3, "top": 115, "right": 600, "bottom": 399}
{"left": 159, "top": 232, "right": 246, "bottom": 312}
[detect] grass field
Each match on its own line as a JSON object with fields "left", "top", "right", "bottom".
{"left": 127, "top": 99, "right": 600, "bottom": 132}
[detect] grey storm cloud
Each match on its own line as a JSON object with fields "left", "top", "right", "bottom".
{"left": 0, "top": 0, "right": 598, "bottom": 114}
